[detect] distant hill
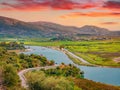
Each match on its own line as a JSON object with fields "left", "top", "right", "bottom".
{"left": 0, "top": 16, "right": 44, "bottom": 38}
{"left": 0, "top": 16, "right": 120, "bottom": 39}
{"left": 79, "top": 25, "right": 110, "bottom": 35}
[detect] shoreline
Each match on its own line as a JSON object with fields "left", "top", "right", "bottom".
{"left": 19, "top": 45, "right": 120, "bottom": 87}
{"left": 46, "top": 46, "right": 120, "bottom": 68}
{"left": 24, "top": 44, "right": 120, "bottom": 68}
{"left": 7, "top": 48, "right": 33, "bottom": 54}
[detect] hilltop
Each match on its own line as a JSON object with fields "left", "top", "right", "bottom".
{"left": 0, "top": 16, "right": 120, "bottom": 40}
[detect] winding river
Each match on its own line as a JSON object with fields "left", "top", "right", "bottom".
{"left": 23, "top": 46, "right": 120, "bottom": 86}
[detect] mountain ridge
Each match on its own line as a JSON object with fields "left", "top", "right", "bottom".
{"left": 0, "top": 16, "right": 120, "bottom": 39}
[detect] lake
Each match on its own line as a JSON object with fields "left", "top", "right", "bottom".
{"left": 23, "top": 46, "right": 120, "bottom": 86}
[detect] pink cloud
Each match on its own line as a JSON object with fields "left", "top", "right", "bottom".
{"left": 0, "top": 0, "right": 101, "bottom": 11}
{"left": 0, "top": 0, "right": 119, "bottom": 14}
{"left": 60, "top": 12, "right": 120, "bottom": 18}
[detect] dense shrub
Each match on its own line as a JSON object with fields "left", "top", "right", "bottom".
{"left": 25, "top": 71, "right": 76, "bottom": 90}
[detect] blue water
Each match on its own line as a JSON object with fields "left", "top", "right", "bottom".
{"left": 23, "top": 46, "right": 120, "bottom": 86}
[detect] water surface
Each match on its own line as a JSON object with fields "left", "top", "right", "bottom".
{"left": 23, "top": 46, "right": 120, "bottom": 86}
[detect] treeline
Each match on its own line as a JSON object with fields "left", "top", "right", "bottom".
{"left": 44, "top": 63, "right": 84, "bottom": 78}
{"left": 0, "top": 42, "right": 25, "bottom": 50}
{"left": 0, "top": 47, "right": 54, "bottom": 90}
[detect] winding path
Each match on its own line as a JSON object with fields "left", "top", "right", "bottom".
{"left": 63, "top": 49, "right": 90, "bottom": 64}
{"left": 18, "top": 65, "right": 58, "bottom": 89}
{"left": 50, "top": 47, "right": 90, "bottom": 64}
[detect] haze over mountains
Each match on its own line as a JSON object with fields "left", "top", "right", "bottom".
{"left": 0, "top": 16, "right": 120, "bottom": 39}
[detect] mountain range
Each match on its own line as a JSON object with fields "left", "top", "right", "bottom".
{"left": 0, "top": 16, "right": 119, "bottom": 39}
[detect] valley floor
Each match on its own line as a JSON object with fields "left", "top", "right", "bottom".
{"left": 24, "top": 39, "right": 120, "bottom": 67}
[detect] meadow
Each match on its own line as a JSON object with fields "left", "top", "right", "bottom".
{"left": 66, "top": 41, "right": 120, "bottom": 66}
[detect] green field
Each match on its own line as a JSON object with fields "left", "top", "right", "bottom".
{"left": 66, "top": 41, "right": 120, "bottom": 67}
{"left": 1, "top": 38, "right": 120, "bottom": 67}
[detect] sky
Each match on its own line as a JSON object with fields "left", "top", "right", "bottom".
{"left": 0, "top": 0, "right": 120, "bottom": 30}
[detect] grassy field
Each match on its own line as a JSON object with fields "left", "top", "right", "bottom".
{"left": 66, "top": 41, "right": 120, "bottom": 67}
{"left": 1, "top": 38, "right": 120, "bottom": 67}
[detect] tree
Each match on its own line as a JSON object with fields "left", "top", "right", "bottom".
{"left": 3, "top": 64, "right": 19, "bottom": 87}
{"left": 19, "top": 53, "right": 25, "bottom": 59}
{"left": 59, "top": 45, "right": 65, "bottom": 50}
{"left": 0, "top": 42, "right": 6, "bottom": 46}
{"left": 49, "top": 60, "right": 55, "bottom": 65}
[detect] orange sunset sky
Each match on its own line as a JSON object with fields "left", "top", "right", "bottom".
{"left": 0, "top": 0, "right": 120, "bottom": 30}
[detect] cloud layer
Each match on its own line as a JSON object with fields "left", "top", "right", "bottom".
{"left": 103, "top": 0, "right": 120, "bottom": 10}
{"left": 0, "top": 0, "right": 119, "bottom": 11}
{"left": 0, "top": 0, "right": 119, "bottom": 23}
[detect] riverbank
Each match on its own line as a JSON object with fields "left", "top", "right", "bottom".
{"left": 20, "top": 45, "right": 120, "bottom": 87}
{"left": 24, "top": 40, "right": 120, "bottom": 67}
{"left": 45, "top": 46, "right": 120, "bottom": 68}
{"left": 18, "top": 64, "right": 120, "bottom": 90}
{"left": 8, "top": 48, "right": 33, "bottom": 54}
{"left": 8, "top": 49, "right": 25, "bottom": 54}
{"left": 46, "top": 46, "right": 100, "bottom": 67}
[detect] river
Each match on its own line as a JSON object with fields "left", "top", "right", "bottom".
{"left": 23, "top": 46, "right": 120, "bottom": 86}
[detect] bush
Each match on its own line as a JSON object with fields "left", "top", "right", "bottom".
{"left": 25, "top": 71, "right": 75, "bottom": 90}
{"left": 3, "top": 64, "right": 19, "bottom": 87}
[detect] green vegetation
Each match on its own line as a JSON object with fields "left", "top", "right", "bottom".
{"left": 24, "top": 64, "right": 83, "bottom": 90}
{"left": 66, "top": 53, "right": 83, "bottom": 65}
{"left": 3, "top": 64, "right": 19, "bottom": 87}
{"left": 74, "top": 78, "right": 120, "bottom": 90}
{"left": 0, "top": 48, "right": 54, "bottom": 70}
{"left": 0, "top": 40, "right": 120, "bottom": 90}
{"left": 43, "top": 63, "right": 83, "bottom": 78}
{"left": 25, "top": 64, "right": 120, "bottom": 90}
{"left": 22, "top": 39, "right": 120, "bottom": 67}
{"left": 0, "top": 63, "right": 25, "bottom": 90}
{"left": 0, "top": 43, "right": 54, "bottom": 89}
{"left": 66, "top": 41, "right": 120, "bottom": 67}
{"left": 25, "top": 71, "right": 77, "bottom": 90}
{"left": 0, "top": 41, "right": 25, "bottom": 50}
